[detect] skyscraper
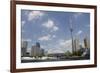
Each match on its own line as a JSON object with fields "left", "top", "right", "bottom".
{"left": 40, "top": 49, "right": 45, "bottom": 56}
{"left": 74, "top": 38, "right": 80, "bottom": 52}
{"left": 21, "top": 41, "right": 28, "bottom": 57}
{"left": 31, "top": 42, "right": 41, "bottom": 57}
{"left": 36, "top": 42, "right": 40, "bottom": 48}
{"left": 84, "top": 37, "right": 90, "bottom": 49}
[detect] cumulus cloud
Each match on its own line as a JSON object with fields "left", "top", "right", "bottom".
{"left": 52, "top": 26, "right": 59, "bottom": 31}
{"left": 77, "top": 30, "right": 83, "bottom": 35}
{"left": 47, "top": 39, "right": 72, "bottom": 54}
{"left": 38, "top": 34, "right": 56, "bottom": 41}
{"left": 48, "top": 49, "right": 64, "bottom": 54}
{"left": 27, "top": 11, "right": 44, "bottom": 21}
{"left": 22, "top": 38, "right": 32, "bottom": 42}
{"left": 58, "top": 39, "right": 72, "bottom": 52}
{"left": 42, "top": 19, "right": 54, "bottom": 28}
{"left": 52, "top": 35, "right": 56, "bottom": 38}
{"left": 38, "top": 34, "right": 51, "bottom": 41}
{"left": 59, "top": 39, "right": 71, "bottom": 47}
{"left": 21, "top": 21, "right": 26, "bottom": 33}
{"left": 45, "top": 39, "right": 72, "bottom": 53}
{"left": 42, "top": 19, "right": 59, "bottom": 32}
{"left": 41, "top": 45, "right": 46, "bottom": 49}
{"left": 21, "top": 20, "right": 26, "bottom": 27}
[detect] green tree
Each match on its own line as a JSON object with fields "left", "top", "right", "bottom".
{"left": 65, "top": 51, "right": 72, "bottom": 57}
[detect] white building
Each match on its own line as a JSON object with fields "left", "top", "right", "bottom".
{"left": 31, "top": 42, "right": 44, "bottom": 57}
{"left": 74, "top": 38, "right": 80, "bottom": 52}
{"left": 31, "top": 45, "right": 41, "bottom": 57}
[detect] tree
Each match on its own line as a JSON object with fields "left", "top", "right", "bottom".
{"left": 64, "top": 51, "right": 72, "bottom": 57}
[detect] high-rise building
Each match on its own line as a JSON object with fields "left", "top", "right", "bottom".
{"left": 84, "top": 37, "right": 90, "bottom": 49}
{"left": 30, "top": 42, "right": 45, "bottom": 57}
{"left": 36, "top": 42, "right": 40, "bottom": 48}
{"left": 74, "top": 38, "right": 80, "bottom": 52}
{"left": 21, "top": 41, "right": 28, "bottom": 57}
{"left": 40, "top": 49, "right": 45, "bottom": 56}
{"left": 31, "top": 42, "right": 41, "bottom": 57}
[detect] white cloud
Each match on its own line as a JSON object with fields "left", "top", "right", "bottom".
{"left": 77, "top": 30, "right": 83, "bottom": 35}
{"left": 59, "top": 39, "right": 65, "bottom": 46}
{"left": 46, "top": 39, "right": 72, "bottom": 54}
{"left": 38, "top": 34, "right": 51, "bottom": 41}
{"left": 42, "top": 19, "right": 59, "bottom": 32}
{"left": 41, "top": 45, "right": 46, "bottom": 49}
{"left": 22, "top": 38, "right": 32, "bottom": 42}
{"left": 52, "top": 35, "right": 56, "bottom": 38}
{"left": 28, "top": 11, "right": 44, "bottom": 21}
{"left": 38, "top": 34, "right": 57, "bottom": 41}
{"left": 21, "top": 20, "right": 25, "bottom": 27}
{"left": 42, "top": 19, "right": 54, "bottom": 28}
{"left": 47, "top": 39, "right": 72, "bottom": 53}
{"left": 48, "top": 49, "right": 64, "bottom": 54}
{"left": 52, "top": 26, "right": 59, "bottom": 31}
{"left": 21, "top": 21, "right": 26, "bottom": 33}
{"left": 58, "top": 39, "right": 72, "bottom": 52}
{"left": 59, "top": 39, "right": 71, "bottom": 47}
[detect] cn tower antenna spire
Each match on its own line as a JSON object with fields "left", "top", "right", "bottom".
{"left": 69, "top": 17, "right": 74, "bottom": 54}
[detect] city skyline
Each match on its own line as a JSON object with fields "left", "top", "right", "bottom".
{"left": 21, "top": 10, "right": 90, "bottom": 53}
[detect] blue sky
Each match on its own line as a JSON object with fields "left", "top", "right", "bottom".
{"left": 21, "top": 10, "right": 90, "bottom": 53}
